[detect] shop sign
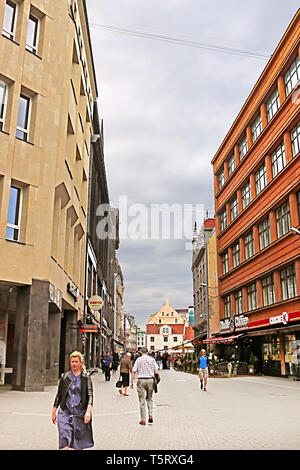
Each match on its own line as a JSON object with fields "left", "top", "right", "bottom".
{"left": 235, "top": 315, "right": 249, "bottom": 330}
{"left": 269, "top": 312, "right": 289, "bottom": 326}
{"left": 220, "top": 315, "right": 249, "bottom": 332}
{"left": 220, "top": 318, "right": 231, "bottom": 331}
{"left": 67, "top": 282, "right": 78, "bottom": 302}
{"left": 88, "top": 295, "right": 104, "bottom": 311}
{"left": 49, "top": 283, "right": 62, "bottom": 311}
{"left": 80, "top": 324, "right": 99, "bottom": 333}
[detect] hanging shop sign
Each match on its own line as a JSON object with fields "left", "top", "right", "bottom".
{"left": 88, "top": 295, "right": 104, "bottom": 311}
{"left": 80, "top": 324, "right": 99, "bottom": 333}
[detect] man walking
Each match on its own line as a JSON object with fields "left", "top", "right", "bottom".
{"left": 130, "top": 347, "right": 159, "bottom": 425}
{"left": 199, "top": 349, "right": 208, "bottom": 391}
{"left": 103, "top": 351, "right": 112, "bottom": 381}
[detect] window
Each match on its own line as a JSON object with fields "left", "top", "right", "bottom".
{"left": 280, "top": 264, "right": 296, "bottom": 300}
{"left": 2, "top": 0, "right": 16, "bottom": 40}
{"left": 219, "top": 209, "right": 227, "bottom": 231}
{"left": 276, "top": 201, "right": 291, "bottom": 238}
{"left": 221, "top": 252, "right": 229, "bottom": 275}
{"left": 16, "top": 95, "right": 30, "bottom": 141}
{"left": 258, "top": 217, "right": 270, "bottom": 249}
{"left": 230, "top": 197, "right": 238, "bottom": 221}
{"left": 6, "top": 186, "right": 22, "bottom": 241}
{"left": 0, "top": 82, "right": 7, "bottom": 131}
{"left": 271, "top": 142, "right": 286, "bottom": 177}
{"left": 255, "top": 164, "right": 267, "bottom": 194}
{"left": 173, "top": 337, "right": 178, "bottom": 343}
{"left": 224, "top": 295, "right": 231, "bottom": 318}
{"left": 235, "top": 290, "right": 243, "bottom": 315}
{"left": 298, "top": 191, "right": 300, "bottom": 222}
{"left": 163, "top": 336, "right": 168, "bottom": 342}
{"left": 266, "top": 88, "right": 280, "bottom": 122}
{"left": 244, "top": 231, "right": 254, "bottom": 260}
{"left": 26, "top": 14, "right": 39, "bottom": 54}
{"left": 252, "top": 115, "right": 262, "bottom": 143}
{"left": 218, "top": 167, "right": 225, "bottom": 190}
{"left": 242, "top": 182, "right": 251, "bottom": 209}
{"left": 239, "top": 136, "right": 248, "bottom": 161}
{"left": 291, "top": 121, "right": 300, "bottom": 157}
{"left": 150, "top": 337, "right": 154, "bottom": 342}
{"left": 284, "top": 56, "right": 300, "bottom": 97}
{"left": 247, "top": 283, "right": 257, "bottom": 311}
{"left": 232, "top": 242, "right": 240, "bottom": 268}
{"left": 228, "top": 153, "right": 235, "bottom": 176}
{"left": 262, "top": 275, "right": 275, "bottom": 306}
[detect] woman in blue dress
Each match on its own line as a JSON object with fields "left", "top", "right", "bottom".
{"left": 52, "top": 351, "right": 94, "bottom": 450}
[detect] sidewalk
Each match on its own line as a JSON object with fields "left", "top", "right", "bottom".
{"left": 1, "top": 367, "right": 300, "bottom": 450}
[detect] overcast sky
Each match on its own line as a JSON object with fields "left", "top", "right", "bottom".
{"left": 86, "top": 1, "right": 299, "bottom": 326}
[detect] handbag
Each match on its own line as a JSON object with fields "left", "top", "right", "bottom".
{"left": 153, "top": 373, "right": 160, "bottom": 393}
{"left": 116, "top": 376, "right": 123, "bottom": 388}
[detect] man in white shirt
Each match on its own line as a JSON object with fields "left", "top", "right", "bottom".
{"left": 131, "top": 347, "right": 159, "bottom": 425}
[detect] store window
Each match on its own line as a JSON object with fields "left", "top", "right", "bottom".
{"left": 263, "top": 335, "right": 281, "bottom": 366}
{"left": 285, "top": 334, "right": 300, "bottom": 375}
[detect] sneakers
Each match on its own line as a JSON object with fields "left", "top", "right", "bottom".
{"left": 139, "top": 421, "right": 146, "bottom": 425}
{"left": 148, "top": 415, "right": 153, "bottom": 424}
{"left": 203, "top": 388, "right": 207, "bottom": 391}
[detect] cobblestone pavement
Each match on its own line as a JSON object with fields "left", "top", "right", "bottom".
{"left": 1, "top": 367, "right": 300, "bottom": 450}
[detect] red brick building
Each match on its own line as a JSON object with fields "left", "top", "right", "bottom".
{"left": 211, "top": 11, "right": 300, "bottom": 377}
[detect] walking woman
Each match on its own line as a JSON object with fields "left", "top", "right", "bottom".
{"left": 119, "top": 352, "right": 132, "bottom": 396}
{"left": 52, "top": 351, "right": 94, "bottom": 450}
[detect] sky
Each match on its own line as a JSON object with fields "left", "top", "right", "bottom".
{"left": 85, "top": 1, "right": 299, "bottom": 326}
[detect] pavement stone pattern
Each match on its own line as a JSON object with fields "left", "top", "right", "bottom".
{"left": 0, "top": 367, "right": 300, "bottom": 450}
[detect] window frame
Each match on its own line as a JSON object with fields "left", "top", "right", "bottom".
{"left": 0, "top": 81, "right": 8, "bottom": 131}
{"left": 234, "top": 290, "right": 243, "bottom": 315}
{"left": 16, "top": 94, "right": 31, "bottom": 142}
{"left": 228, "top": 153, "right": 235, "bottom": 176}
{"left": 244, "top": 230, "right": 254, "bottom": 260}
{"left": 271, "top": 142, "right": 286, "bottom": 178}
{"left": 2, "top": 0, "right": 17, "bottom": 41}
{"left": 219, "top": 209, "right": 227, "bottom": 231}
{"left": 6, "top": 185, "right": 22, "bottom": 242}
{"left": 275, "top": 201, "right": 291, "bottom": 238}
{"left": 255, "top": 164, "right": 267, "bottom": 195}
{"left": 221, "top": 251, "right": 229, "bottom": 275}
{"left": 239, "top": 135, "right": 248, "bottom": 161}
{"left": 241, "top": 181, "right": 251, "bottom": 209}
{"left": 230, "top": 196, "right": 238, "bottom": 221}
{"left": 280, "top": 264, "right": 296, "bottom": 301}
{"left": 247, "top": 283, "right": 257, "bottom": 311}
{"left": 26, "top": 13, "right": 39, "bottom": 54}
{"left": 251, "top": 114, "right": 262, "bottom": 143}
{"left": 262, "top": 275, "right": 275, "bottom": 307}
{"left": 284, "top": 56, "right": 300, "bottom": 97}
{"left": 232, "top": 242, "right": 240, "bottom": 268}
{"left": 258, "top": 216, "right": 271, "bottom": 250}
{"left": 266, "top": 88, "right": 280, "bottom": 122}
{"left": 224, "top": 294, "right": 231, "bottom": 318}
{"left": 291, "top": 121, "right": 300, "bottom": 157}
{"left": 218, "top": 167, "right": 225, "bottom": 190}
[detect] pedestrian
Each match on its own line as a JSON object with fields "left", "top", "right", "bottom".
{"left": 112, "top": 350, "right": 119, "bottom": 374}
{"left": 103, "top": 350, "right": 112, "bottom": 381}
{"left": 130, "top": 346, "right": 159, "bottom": 425}
{"left": 119, "top": 352, "right": 133, "bottom": 396}
{"left": 51, "top": 351, "right": 94, "bottom": 450}
{"left": 199, "top": 348, "right": 209, "bottom": 391}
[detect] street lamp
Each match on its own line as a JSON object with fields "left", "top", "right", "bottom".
{"left": 290, "top": 227, "right": 300, "bottom": 236}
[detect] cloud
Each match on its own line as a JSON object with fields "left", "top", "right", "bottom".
{"left": 86, "top": 0, "right": 299, "bottom": 325}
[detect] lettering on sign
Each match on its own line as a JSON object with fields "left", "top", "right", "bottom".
{"left": 269, "top": 312, "right": 289, "bottom": 326}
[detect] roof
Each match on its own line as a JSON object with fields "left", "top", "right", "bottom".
{"left": 184, "top": 325, "right": 195, "bottom": 341}
{"left": 204, "top": 218, "right": 215, "bottom": 229}
{"left": 146, "top": 324, "right": 185, "bottom": 335}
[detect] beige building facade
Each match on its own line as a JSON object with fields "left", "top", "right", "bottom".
{"left": 0, "top": 0, "right": 97, "bottom": 390}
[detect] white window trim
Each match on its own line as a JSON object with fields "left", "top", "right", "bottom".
{"left": 16, "top": 94, "right": 31, "bottom": 142}
{"left": 25, "top": 13, "right": 39, "bottom": 55}
{"left": 6, "top": 186, "right": 23, "bottom": 242}
{"left": 2, "top": 0, "right": 18, "bottom": 41}
{"left": 0, "top": 81, "right": 8, "bottom": 130}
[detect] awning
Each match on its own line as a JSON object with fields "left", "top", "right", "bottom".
{"left": 203, "top": 334, "right": 244, "bottom": 344}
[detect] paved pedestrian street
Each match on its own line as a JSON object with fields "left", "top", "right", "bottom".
{"left": 1, "top": 367, "right": 300, "bottom": 451}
